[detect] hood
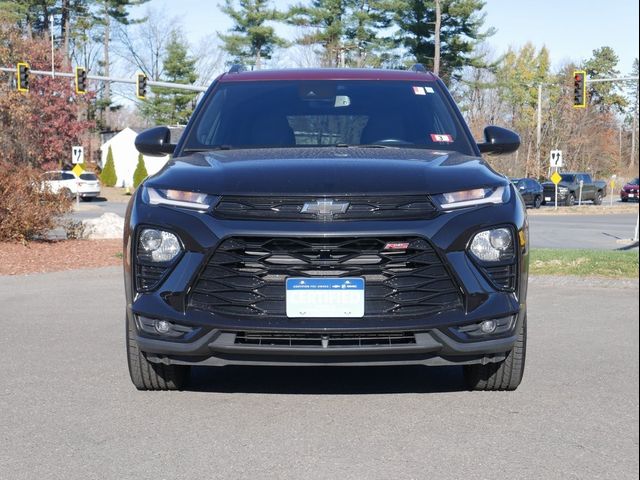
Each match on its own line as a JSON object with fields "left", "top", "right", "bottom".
{"left": 146, "top": 147, "right": 507, "bottom": 196}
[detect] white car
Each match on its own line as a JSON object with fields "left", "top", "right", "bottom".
{"left": 42, "top": 170, "right": 101, "bottom": 200}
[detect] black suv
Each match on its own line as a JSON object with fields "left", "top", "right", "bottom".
{"left": 125, "top": 67, "right": 528, "bottom": 391}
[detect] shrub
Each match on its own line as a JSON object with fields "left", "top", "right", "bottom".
{"left": 132, "top": 153, "right": 149, "bottom": 188}
{"left": 0, "top": 163, "right": 72, "bottom": 242}
{"left": 101, "top": 146, "right": 117, "bottom": 187}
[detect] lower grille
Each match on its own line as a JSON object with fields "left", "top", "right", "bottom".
{"left": 484, "top": 264, "right": 517, "bottom": 290}
{"left": 188, "top": 236, "right": 462, "bottom": 318}
{"left": 135, "top": 262, "right": 172, "bottom": 291}
{"left": 234, "top": 331, "right": 419, "bottom": 348}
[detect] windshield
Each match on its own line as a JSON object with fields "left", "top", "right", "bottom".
{"left": 183, "top": 80, "right": 474, "bottom": 155}
{"left": 561, "top": 174, "right": 576, "bottom": 183}
{"left": 631, "top": 177, "right": 639, "bottom": 185}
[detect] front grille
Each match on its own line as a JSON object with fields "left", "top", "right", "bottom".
{"left": 188, "top": 237, "right": 462, "bottom": 318}
{"left": 233, "top": 331, "right": 419, "bottom": 348}
{"left": 213, "top": 196, "right": 438, "bottom": 221}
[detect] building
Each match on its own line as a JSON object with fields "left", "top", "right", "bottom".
{"left": 99, "top": 127, "right": 183, "bottom": 187}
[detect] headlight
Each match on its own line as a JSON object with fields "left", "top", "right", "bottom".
{"left": 138, "top": 228, "right": 182, "bottom": 263}
{"left": 469, "top": 227, "right": 514, "bottom": 262}
{"left": 144, "top": 186, "right": 213, "bottom": 210}
{"left": 435, "top": 186, "right": 508, "bottom": 209}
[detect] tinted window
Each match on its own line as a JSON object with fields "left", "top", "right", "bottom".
{"left": 61, "top": 172, "right": 75, "bottom": 180}
{"left": 561, "top": 174, "right": 576, "bottom": 183}
{"left": 631, "top": 178, "right": 639, "bottom": 185}
{"left": 79, "top": 173, "right": 98, "bottom": 181}
{"left": 185, "top": 80, "right": 474, "bottom": 155}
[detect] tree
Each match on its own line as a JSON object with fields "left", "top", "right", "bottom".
{"left": 132, "top": 153, "right": 148, "bottom": 187}
{"left": 101, "top": 146, "right": 117, "bottom": 186}
{"left": 0, "top": 29, "right": 94, "bottom": 169}
{"left": 289, "top": 0, "right": 349, "bottom": 67}
{"left": 583, "top": 46, "right": 627, "bottom": 113}
{"left": 139, "top": 30, "right": 198, "bottom": 125}
{"left": 93, "top": 0, "right": 149, "bottom": 126}
{"left": 394, "top": 0, "right": 494, "bottom": 80}
{"left": 219, "top": 0, "right": 286, "bottom": 69}
{"left": 289, "top": 0, "right": 397, "bottom": 67}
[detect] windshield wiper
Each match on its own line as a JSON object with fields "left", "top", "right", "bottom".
{"left": 183, "top": 145, "right": 234, "bottom": 152}
{"left": 334, "top": 143, "right": 398, "bottom": 149}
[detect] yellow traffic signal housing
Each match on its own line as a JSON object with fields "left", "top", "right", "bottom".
{"left": 573, "top": 70, "right": 586, "bottom": 108}
{"left": 17, "top": 62, "right": 30, "bottom": 92}
{"left": 136, "top": 73, "right": 148, "bottom": 99}
{"left": 75, "top": 66, "right": 87, "bottom": 94}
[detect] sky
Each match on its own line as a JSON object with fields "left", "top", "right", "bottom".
{"left": 132, "top": 0, "right": 639, "bottom": 73}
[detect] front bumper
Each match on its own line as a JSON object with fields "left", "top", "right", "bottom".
{"left": 123, "top": 186, "right": 529, "bottom": 367}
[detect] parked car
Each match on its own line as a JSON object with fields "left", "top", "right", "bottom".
{"left": 42, "top": 170, "right": 101, "bottom": 200}
{"left": 125, "top": 65, "right": 529, "bottom": 392}
{"left": 620, "top": 177, "right": 639, "bottom": 202}
{"left": 511, "top": 177, "right": 543, "bottom": 208}
{"left": 541, "top": 172, "right": 607, "bottom": 206}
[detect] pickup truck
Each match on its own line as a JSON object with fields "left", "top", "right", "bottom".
{"left": 542, "top": 172, "right": 607, "bottom": 206}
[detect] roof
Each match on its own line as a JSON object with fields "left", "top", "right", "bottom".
{"left": 218, "top": 68, "right": 438, "bottom": 83}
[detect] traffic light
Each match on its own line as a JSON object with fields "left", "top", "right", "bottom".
{"left": 16, "top": 62, "right": 29, "bottom": 92}
{"left": 136, "top": 73, "right": 147, "bottom": 99}
{"left": 75, "top": 66, "right": 87, "bottom": 94}
{"left": 573, "top": 70, "right": 586, "bottom": 108}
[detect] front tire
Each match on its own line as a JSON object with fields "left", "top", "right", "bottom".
{"left": 126, "top": 314, "right": 190, "bottom": 391}
{"left": 533, "top": 195, "right": 542, "bottom": 209}
{"left": 464, "top": 315, "right": 527, "bottom": 391}
{"left": 565, "top": 193, "right": 576, "bottom": 207}
{"left": 594, "top": 191, "right": 603, "bottom": 205}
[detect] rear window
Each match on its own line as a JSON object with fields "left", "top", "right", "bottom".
{"left": 79, "top": 173, "right": 98, "bottom": 181}
{"left": 184, "top": 80, "right": 474, "bottom": 155}
{"left": 61, "top": 172, "right": 75, "bottom": 180}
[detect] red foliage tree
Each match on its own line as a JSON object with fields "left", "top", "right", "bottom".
{"left": 0, "top": 27, "right": 94, "bottom": 170}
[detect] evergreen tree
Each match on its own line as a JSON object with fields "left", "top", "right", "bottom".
{"left": 100, "top": 145, "right": 117, "bottom": 187}
{"left": 289, "top": 0, "right": 397, "bottom": 67}
{"left": 140, "top": 30, "right": 198, "bottom": 125}
{"left": 132, "top": 153, "right": 148, "bottom": 188}
{"left": 219, "top": 0, "right": 287, "bottom": 69}
{"left": 583, "top": 46, "right": 627, "bottom": 113}
{"left": 394, "top": 0, "right": 494, "bottom": 80}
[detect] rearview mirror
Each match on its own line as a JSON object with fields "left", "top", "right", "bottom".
{"left": 477, "top": 126, "right": 520, "bottom": 155}
{"left": 135, "top": 126, "right": 176, "bottom": 156}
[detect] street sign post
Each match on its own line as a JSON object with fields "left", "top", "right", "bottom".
{"left": 550, "top": 170, "right": 562, "bottom": 210}
{"left": 610, "top": 176, "right": 616, "bottom": 206}
{"left": 71, "top": 163, "right": 84, "bottom": 207}
{"left": 578, "top": 179, "right": 584, "bottom": 206}
{"left": 72, "top": 146, "right": 84, "bottom": 165}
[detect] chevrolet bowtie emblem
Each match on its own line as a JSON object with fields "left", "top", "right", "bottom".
{"left": 301, "top": 199, "right": 350, "bottom": 219}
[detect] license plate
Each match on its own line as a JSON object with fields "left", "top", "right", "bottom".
{"left": 286, "top": 278, "right": 365, "bottom": 318}
{"left": 545, "top": 196, "right": 551, "bottom": 202}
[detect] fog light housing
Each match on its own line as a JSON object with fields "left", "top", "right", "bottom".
{"left": 480, "top": 319, "right": 497, "bottom": 334}
{"left": 154, "top": 320, "right": 171, "bottom": 334}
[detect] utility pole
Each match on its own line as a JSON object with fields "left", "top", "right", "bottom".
{"left": 631, "top": 79, "right": 638, "bottom": 169}
{"left": 433, "top": 0, "right": 441, "bottom": 76}
{"left": 536, "top": 84, "right": 542, "bottom": 177}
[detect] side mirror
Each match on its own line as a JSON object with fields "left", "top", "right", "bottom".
{"left": 135, "top": 126, "right": 175, "bottom": 156}
{"left": 477, "top": 126, "right": 520, "bottom": 155}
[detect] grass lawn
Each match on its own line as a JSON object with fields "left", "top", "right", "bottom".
{"left": 530, "top": 248, "right": 639, "bottom": 278}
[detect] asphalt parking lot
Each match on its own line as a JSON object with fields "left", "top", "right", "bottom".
{"left": 0, "top": 268, "right": 638, "bottom": 479}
